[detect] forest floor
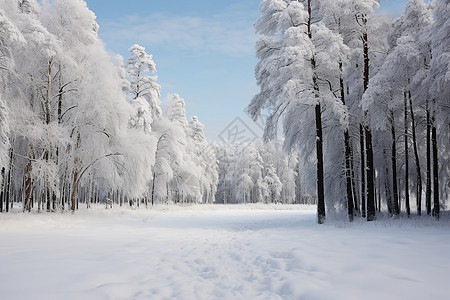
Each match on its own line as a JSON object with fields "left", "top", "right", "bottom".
{"left": 0, "top": 204, "right": 449, "bottom": 300}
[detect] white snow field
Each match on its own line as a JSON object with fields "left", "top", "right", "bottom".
{"left": 1, "top": 205, "right": 450, "bottom": 300}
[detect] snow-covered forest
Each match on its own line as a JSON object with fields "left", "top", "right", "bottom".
{"left": 249, "top": 0, "right": 449, "bottom": 223}
{"left": 1, "top": 1, "right": 450, "bottom": 299}
{"left": 0, "top": 0, "right": 302, "bottom": 213}
{"left": 0, "top": 0, "right": 222, "bottom": 212}
{"left": 0, "top": 0, "right": 449, "bottom": 225}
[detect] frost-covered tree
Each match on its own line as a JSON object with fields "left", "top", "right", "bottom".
{"left": 317, "top": 0, "right": 382, "bottom": 219}
{"left": 128, "top": 97, "right": 155, "bottom": 135}
{"left": 249, "top": 0, "right": 350, "bottom": 223}
{"left": 42, "top": 0, "right": 134, "bottom": 211}
{"left": 258, "top": 141, "right": 297, "bottom": 203}
{"left": 0, "top": 0, "right": 222, "bottom": 212}
{"left": 0, "top": 0, "right": 147, "bottom": 212}
{"left": 262, "top": 164, "right": 282, "bottom": 203}
{"left": 126, "top": 44, "right": 162, "bottom": 134}
{"left": 7, "top": 0, "right": 69, "bottom": 212}
{"left": 18, "top": 0, "right": 39, "bottom": 14}
{"left": 0, "top": 5, "right": 24, "bottom": 169}
{"left": 362, "top": 0, "right": 432, "bottom": 217}
{"left": 0, "top": 95, "right": 8, "bottom": 168}
{"left": 215, "top": 140, "right": 298, "bottom": 205}
{"left": 165, "top": 94, "right": 203, "bottom": 203}
{"left": 424, "top": 0, "right": 450, "bottom": 219}
{"left": 149, "top": 120, "right": 177, "bottom": 205}
{"left": 188, "top": 116, "right": 218, "bottom": 203}
{"left": 215, "top": 143, "right": 234, "bottom": 204}
{"left": 167, "top": 93, "right": 188, "bottom": 127}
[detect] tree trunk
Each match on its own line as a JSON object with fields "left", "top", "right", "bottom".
{"left": 365, "top": 126, "right": 376, "bottom": 221}
{"left": 384, "top": 150, "right": 393, "bottom": 215}
{"left": 362, "top": 19, "right": 375, "bottom": 221}
{"left": 0, "top": 167, "right": 4, "bottom": 212}
{"left": 56, "top": 65, "right": 64, "bottom": 211}
{"left": 308, "top": 0, "right": 325, "bottom": 224}
{"left": 377, "top": 175, "right": 381, "bottom": 212}
{"left": 374, "top": 175, "right": 377, "bottom": 212}
{"left": 61, "top": 178, "right": 66, "bottom": 211}
{"left": 24, "top": 162, "right": 32, "bottom": 212}
{"left": 46, "top": 186, "right": 51, "bottom": 212}
{"left": 339, "top": 61, "right": 354, "bottom": 221}
{"left": 409, "top": 92, "right": 422, "bottom": 215}
{"left": 391, "top": 113, "right": 399, "bottom": 216}
{"left": 70, "top": 170, "right": 78, "bottom": 211}
{"left": 360, "top": 125, "right": 366, "bottom": 217}
{"left": 404, "top": 92, "right": 410, "bottom": 217}
{"left": 4, "top": 146, "right": 14, "bottom": 213}
{"left": 350, "top": 145, "right": 359, "bottom": 214}
{"left": 5, "top": 170, "right": 11, "bottom": 213}
{"left": 432, "top": 123, "right": 439, "bottom": 220}
{"left": 426, "top": 101, "right": 432, "bottom": 215}
{"left": 345, "top": 130, "right": 354, "bottom": 222}
{"left": 151, "top": 172, "right": 156, "bottom": 206}
{"left": 363, "top": 31, "right": 369, "bottom": 92}
{"left": 315, "top": 103, "right": 325, "bottom": 224}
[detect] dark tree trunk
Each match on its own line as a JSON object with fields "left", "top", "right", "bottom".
{"left": 308, "top": 0, "right": 325, "bottom": 224}
{"left": 151, "top": 172, "right": 156, "bottom": 206}
{"left": 384, "top": 152, "right": 393, "bottom": 215}
{"left": 363, "top": 49, "right": 375, "bottom": 220}
{"left": 426, "top": 101, "right": 432, "bottom": 215}
{"left": 339, "top": 61, "right": 354, "bottom": 221}
{"left": 357, "top": 16, "right": 370, "bottom": 218}
{"left": 373, "top": 172, "right": 378, "bottom": 212}
{"left": 360, "top": 125, "right": 366, "bottom": 217}
{"left": 404, "top": 92, "right": 410, "bottom": 217}
{"left": 345, "top": 130, "right": 354, "bottom": 222}
{"left": 432, "top": 124, "right": 439, "bottom": 220}
{"left": 5, "top": 171, "right": 11, "bottom": 213}
{"left": 315, "top": 103, "right": 325, "bottom": 224}
{"left": 71, "top": 170, "right": 78, "bottom": 211}
{"left": 24, "top": 161, "right": 33, "bottom": 212}
{"left": 409, "top": 92, "right": 422, "bottom": 215}
{"left": 362, "top": 18, "right": 375, "bottom": 221}
{"left": 61, "top": 179, "right": 66, "bottom": 211}
{"left": 363, "top": 32, "right": 369, "bottom": 92}
{"left": 391, "top": 113, "right": 399, "bottom": 216}
{"left": 350, "top": 145, "right": 359, "bottom": 214}
{"left": 365, "top": 126, "right": 376, "bottom": 221}
{"left": 377, "top": 176, "right": 381, "bottom": 212}
{"left": 0, "top": 167, "right": 4, "bottom": 212}
{"left": 4, "top": 147, "right": 14, "bottom": 213}
{"left": 46, "top": 186, "right": 51, "bottom": 212}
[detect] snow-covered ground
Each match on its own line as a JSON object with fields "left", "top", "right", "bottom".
{"left": 1, "top": 205, "right": 449, "bottom": 300}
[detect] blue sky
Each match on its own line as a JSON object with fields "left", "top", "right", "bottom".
{"left": 84, "top": 0, "right": 412, "bottom": 142}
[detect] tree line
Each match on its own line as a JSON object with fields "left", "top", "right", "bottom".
{"left": 1, "top": 0, "right": 448, "bottom": 222}
{"left": 0, "top": 0, "right": 308, "bottom": 213}
{"left": 0, "top": 0, "right": 220, "bottom": 212}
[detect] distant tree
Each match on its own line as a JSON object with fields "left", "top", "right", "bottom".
{"left": 165, "top": 94, "right": 202, "bottom": 203}
{"left": 188, "top": 116, "right": 218, "bottom": 203}
{"left": 126, "top": 44, "right": 162, "bottom": 132}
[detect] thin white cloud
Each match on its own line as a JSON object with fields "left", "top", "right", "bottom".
{"left": 99, "top": 8, "right": 258, "bottom": 56}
